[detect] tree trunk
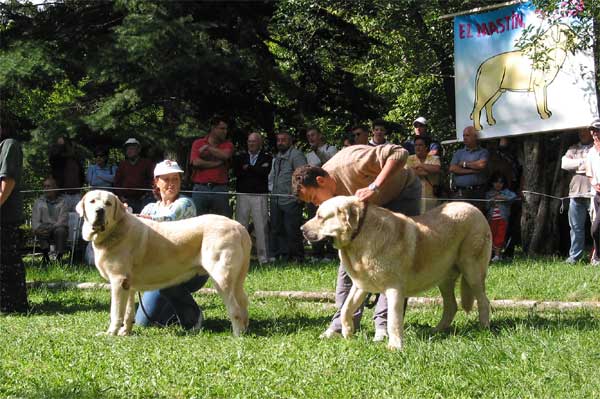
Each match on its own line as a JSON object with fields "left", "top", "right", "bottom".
{"left": 520, "top": 133, "right": 573, "bottom": 255}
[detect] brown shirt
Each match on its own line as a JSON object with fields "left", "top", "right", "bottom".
{"left": 323, "top": 144, "right": 416, "bottom": 206}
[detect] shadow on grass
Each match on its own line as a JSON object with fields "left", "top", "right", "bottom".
{"left": 28, "top": 297, "right": 108, "bottom": 315}
{"left": 409, "top": 311, "right": 600, "bottom": 343}
{"left": 197, "top": 315, "right": 332, "bottom": 336}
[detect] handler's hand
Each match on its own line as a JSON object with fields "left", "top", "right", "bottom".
{"left": 137, "top": 214, "right": 152, "bottom": 219}
{"left": 355, "top": 187, "right": 376, "bottom": 202}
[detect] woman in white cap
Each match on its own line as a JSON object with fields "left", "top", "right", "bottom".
{"left": 134, "top": 160, "right": 207, "bottom": 330}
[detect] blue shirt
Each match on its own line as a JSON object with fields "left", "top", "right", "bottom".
{"left": 451, "top": 146, "right": 489, "bottom": 187}
{"left": 485, "top": 188, "right": 517, "bottom": 220}
{"left": 87, "top": 164, "right": 117, "bottom": 188}
{"left": 140, "top": 196, "right": 196, "bottom": 222}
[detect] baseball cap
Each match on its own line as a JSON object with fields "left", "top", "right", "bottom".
{"left": 590, "top": 118, "right": 600, "bottom": 130}
{"left": 154, "top": 160, "right": 184, "bottom": 177}
{"left": 413, "top": 116, "right": 428, "bottom": 127}
{"left": 123, "top": 138, "right": 141, "bottom": 146}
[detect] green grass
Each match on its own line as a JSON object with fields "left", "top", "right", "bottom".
{"left": 3, "top": 256, "right": 600, "bottom": 398}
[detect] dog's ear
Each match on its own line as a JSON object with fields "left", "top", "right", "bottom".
{"left": 112, "top": 193, "right": 127, "bottom": 222}
{"left": 75, "top": 193, "right": 87, "bottom": 219}
{"left": 341, "top": 198, "right": 362, "bottom": 231}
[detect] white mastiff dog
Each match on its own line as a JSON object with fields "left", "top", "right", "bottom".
{"left": 301, "top": 196, "right": 491, "bottom": 350}
{"left": 76, "top": 190, "right": 251, "bottom": 337}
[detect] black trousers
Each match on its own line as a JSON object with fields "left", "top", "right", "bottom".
{"left": 0, "top": 223, "right": 28, "bottom": 313}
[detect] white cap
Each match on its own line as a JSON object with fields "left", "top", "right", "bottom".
{"left": 154, "top": 160, "right": 184, "bottom": 177}
{"left": 413, "top": 117, "right": 428, "bottom": 127}
{"left": 590, "top": 118, "right": 600, "bottom": 130}
{"left": 124, "top": 138, "right": 141, "bottom": 146}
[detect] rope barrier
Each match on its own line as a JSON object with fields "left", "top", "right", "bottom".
{"left": 19, "top": 185, "right": 596, "bottom": 206}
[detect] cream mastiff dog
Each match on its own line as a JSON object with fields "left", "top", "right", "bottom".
{"left": 301, "top": 196, "right": 491, "bottom": 350}
{"left": 76, "top": 190, "right": 251, "bottom": 337}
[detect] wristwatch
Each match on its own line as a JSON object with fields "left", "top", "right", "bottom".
{"left": 368, "top": 182, "right": 379, "bottom": 193}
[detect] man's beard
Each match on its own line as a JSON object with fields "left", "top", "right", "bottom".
{"left": 277, "top": 145, "right": 289, "bottom": 153}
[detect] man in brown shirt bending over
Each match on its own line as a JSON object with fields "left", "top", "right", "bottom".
{"left": 292, "top": 144, "right": 421, "bottom": 342}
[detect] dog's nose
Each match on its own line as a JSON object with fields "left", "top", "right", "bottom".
{"left": 96, "top": 208, "right": 105, "bottom": 216}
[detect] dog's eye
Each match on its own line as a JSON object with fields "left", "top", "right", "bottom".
{"left": 105, "top": 201, "right": 112, "bottom": 207}
{"left": 90, "top": 199, "right": 96, "bottom": 204}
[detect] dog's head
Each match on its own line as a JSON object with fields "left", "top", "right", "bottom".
{"left": 76, "top": 190, "right": 127, "bottom": 242}
{"left": 301, "top": 196, "right": 365, "bottom": 249}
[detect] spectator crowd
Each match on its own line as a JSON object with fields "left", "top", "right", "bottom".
{"left": 3, "top": 116, "right": 600, "bottom": 324}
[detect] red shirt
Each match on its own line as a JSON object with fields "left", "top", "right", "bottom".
{"left": 114, "top": 157, "right": 155, "bottom": 199}
{"left": 189, "top": 137, "right": 233, "bottom": 185}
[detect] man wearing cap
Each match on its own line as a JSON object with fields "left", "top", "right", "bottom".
{"left": 403, "top": 116, "right": 442, "bottom": 156}
{"left": 135, "top": 159, "right": 206, "bottom": 329}
{"left": 448, "top": 126, "right": 489, "bottom": 212}
{"left": 189, "top": 116, "right": 233, "bottom": 217}
{"left": 562, "top": 127, "right": 593, "bottom": 264}
{"left": 114, "top": 138, "right": 155, "bottom": 213}
{"left": 585, "top": 118, "right": 600, "bottom": 266}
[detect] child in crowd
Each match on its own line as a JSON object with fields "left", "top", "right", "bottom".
{"left": 485, "top": 172, "right": 517, "bottom": 262}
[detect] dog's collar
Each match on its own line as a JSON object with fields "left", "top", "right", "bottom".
{"left": 350, "top": 201, "right": 368, "bottom": 242}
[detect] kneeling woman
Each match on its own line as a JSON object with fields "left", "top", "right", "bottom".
{"left": 135, "top": 160, "right": 206, "bottom": 330}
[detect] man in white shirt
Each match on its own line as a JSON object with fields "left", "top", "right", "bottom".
{"left": 562, "top": 127, "right": 593, "bottom": 263}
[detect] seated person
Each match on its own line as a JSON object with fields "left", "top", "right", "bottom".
{"left": 32, "top": 177, "right": 69, "bottom": 263}
{"left": 134, "top": 160, "right": 207, "bottom": 330}
{"left": 86, "top": 147, "right": 117, "bottom": 189}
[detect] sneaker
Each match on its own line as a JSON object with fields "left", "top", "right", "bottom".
{"left": 565, "top": 257, "right": 578, "bottom": 264}
{"left": 591, "top": 258, "right": 600, "bottom": 267}
{"left": 491, "top": 255, "right": 502, "bottom": 263}
{"left": 319, "top": 328, "right": 341, "bottom": 339}
{"left": 373, "top": 328, "right": 388, "bottom": 342}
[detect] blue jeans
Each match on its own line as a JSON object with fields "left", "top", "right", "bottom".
{"left": 192, "top": 183, "right": 232, "bottom": 217}
{"left": 135, "top": 274, "right": 209, "bottom": 329}
{"left": 568, "top": 197, "right": 590, "bottom": 260}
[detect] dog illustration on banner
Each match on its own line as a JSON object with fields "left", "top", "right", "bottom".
{"left": 470, "top": 23, "right": 574, "bottom": 131}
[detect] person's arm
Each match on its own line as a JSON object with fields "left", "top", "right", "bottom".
{"left": 56, "top": 200, "right": 70, "bottom": 227}
{"left": 355, "top": 146, "right": 408, "bottom": 202}
{"left": 0, "top": 177, "right": 15, "bottom": 207}
{"left": 561, "top": 148, "right": 583, "bottom": 171}
{"left": 206, "top": 145, "right": 233, "bottom": 161}
{"left": 31, "top": 199, "right": 42, "bottom": 231}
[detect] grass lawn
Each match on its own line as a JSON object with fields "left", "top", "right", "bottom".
{"left": 2, "top": 256, "right": 600, "bottom": 398}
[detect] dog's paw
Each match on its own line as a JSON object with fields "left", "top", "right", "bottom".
{"left": 387, "top": 342, "right": 403, "bottom": 351}
{"left": 117, "top": 327, "right": 131, "bottom": 336}
{"left": 341, "top": 327, "right": 354, "bottom": 339}
{"left": 387, "top": 337, "right": 403, "bottom": 351}
{"left": 319, "top": 328, "right": 341, "bottom": 339}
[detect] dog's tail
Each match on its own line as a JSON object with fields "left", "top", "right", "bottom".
{"left": 460, "top": 275, "right": 475, "bottom": 313}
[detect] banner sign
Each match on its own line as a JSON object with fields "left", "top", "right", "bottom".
{"left": 454, "top": 1, "right": 597, "bottom": 140}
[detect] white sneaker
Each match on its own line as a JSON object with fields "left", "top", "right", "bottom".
{"left": 319, "top": 328, "right": 341, "bottom": 339}
{"left": 491, "top": 255, "right": 502, "bottom": 263}
{"left": 373, "top": 328, "right": 388, "bottom": 342}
